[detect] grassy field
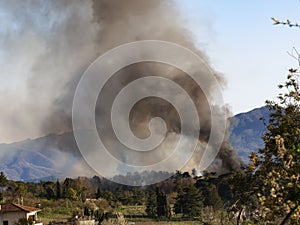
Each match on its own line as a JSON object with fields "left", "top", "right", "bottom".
{"left": 36, "top": 203, "right": 230, "bottom": 225}
{"left": 115, "top": 205, "right": 147, "bottom": 216}
{"left": 40, "top": 217, "right": 69, "bottom": 224}
{"left": 39, "top": 208, "right": 72, "bottom": 224}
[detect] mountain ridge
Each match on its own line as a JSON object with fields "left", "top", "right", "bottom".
{"left": 0, "top": 106, "right": 270, "bottom": 181}
{"left": 229, "top": 106, "right": 269, "bottom": 163}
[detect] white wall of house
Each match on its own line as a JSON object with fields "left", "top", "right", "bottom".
{"left": 0, "top": 211, "right": 27, "bottom": 225}
{"left": 0, "top": 209, "right": 41, "bottom": 225}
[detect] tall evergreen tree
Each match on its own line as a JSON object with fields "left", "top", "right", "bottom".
{"left": 174, "top": 184, "right": 184, "bottom": 214}
{"left": 145, "top": 190, "right": 157, "bottom": 218}
{"left": 156, "top": 187, "right": 169, "bottom": 218}
{"left": 204, "top": 184, "right": 223, "bottom": 210}
{"left": 175, "top": 184, "right": 203, "bottom": 218}
{"left": 56, "top": 179, "right": 61, "bottom": 199}
{"left": 95, "top": 187, "right": 101, "bottom": 199}
{"left": 0, "top": 171, "right": 7, "bottom": 201}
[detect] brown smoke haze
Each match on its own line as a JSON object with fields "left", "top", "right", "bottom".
{"left": 0, "top": 0, "right": 241, "bottom": 178}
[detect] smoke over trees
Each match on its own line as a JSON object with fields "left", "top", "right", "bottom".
{"left": 0, "top": 0, "right": 241, "bottom": 178}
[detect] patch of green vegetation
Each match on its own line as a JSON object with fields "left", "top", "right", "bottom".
{"left": 115, "top": 205, "right": 146, "bottom": 215}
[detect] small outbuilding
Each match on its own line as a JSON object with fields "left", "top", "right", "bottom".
{"left": 0, "top": 203, "right": 42, "bottom": 225}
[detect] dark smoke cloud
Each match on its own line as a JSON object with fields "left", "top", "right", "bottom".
{"left": 0, "top": 0, "right": 241, "bottom": 177}
{"left": 0, "top": 0, "right": 99, "bottom": 142}
{"left": 92, "top": 0, "right": 241, "bottom": 173}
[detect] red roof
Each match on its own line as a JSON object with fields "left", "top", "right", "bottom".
{"left": 0, "top": 203, "right": 40, "bottom": 213}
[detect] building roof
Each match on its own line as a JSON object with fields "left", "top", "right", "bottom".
{"left": 0, "top": 203, "right": 40, "bottom": 213}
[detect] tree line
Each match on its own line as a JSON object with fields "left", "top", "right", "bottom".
{"left": 1, "top": 68, "right": 300, "bottom": 224}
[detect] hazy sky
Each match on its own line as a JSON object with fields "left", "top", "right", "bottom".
{"left": 179, "top": 0, "right": 300, "bottom": 114}
{"left": 1, "top": 1, "right": 300, "bottom": 143}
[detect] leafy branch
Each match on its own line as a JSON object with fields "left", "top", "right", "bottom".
{"left": 271, "top": 17, "right": 300, "bottom": 28}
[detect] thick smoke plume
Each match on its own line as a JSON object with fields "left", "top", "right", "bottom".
{"left": 0, "top": 0, "right": 241, "bottom": 178}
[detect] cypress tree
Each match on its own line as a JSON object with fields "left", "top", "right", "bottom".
{"left": 56, "top": 179, "right": 61, "bottom": 199}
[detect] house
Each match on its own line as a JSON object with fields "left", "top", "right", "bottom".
{"left": 0, "top": 203, "right": 42, "bottom": 225}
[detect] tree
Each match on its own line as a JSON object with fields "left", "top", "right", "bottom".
{"left": 56, "top": 179, "right": 61, "bottom": 199}
{"left": 0, "top": 171, "right": 7, "bottom": 201}
{"left": 95, "top": 188, "right": 115, "bottom": 206}
{"left": 132, "top": 188, "right": 145, "bottom": 205}
{"left": 174, "top": 182, "right": 184, "bottom": 215}
{"left": 45, "top": 186, "right": 55, "bottom": 199}
{"left": 41, "top": 181, "right": 55, "bottom": 199}
{"left": 257, "top": 71, "right": 300, "bottom": 224}
{"left": 271, "top": 17, "right": 300, "bottom": 29}
{"left": 204, "top": 184, "right": 223, "bottom": 211}
{"left": 0, "top": 172, "right": 8, "bottom": 186}
{"left": 156, "top": 187, "right": 169, "bottom": 218}
{"left": 95, "top": 187, "right": 101, "bottom": 199}
{"left": 145, "top": 190, "right": 157, "bottom": 218}
{"left": 15, "top": 181, "right": 28, "bottom": 198}
{"left": 65, "top": 187, "right": 79, "bottom": 201}
{"left": 175, "top": 184, "right": 203, "bottom": 219}
{"left": 229, "top": 171, "right": 259, "bottom": 225}
{"left": 62, "top": 178, "right": 79, "bottom": 198}
{"left": 115, "top": 188, "right": 134, "bottom": 205}
{"left": 182, "top": 184, "right": 203, "bottom": 218}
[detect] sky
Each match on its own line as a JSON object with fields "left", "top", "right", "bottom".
{"left": 1, "top": 1, "right": 300, "bottom": 143}
{"left": 179, "top": 0, "right": 300, "bottom": 114}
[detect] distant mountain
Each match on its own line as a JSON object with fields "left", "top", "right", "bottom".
{"left": 0, "top": 132, "right": 93, "bottom": 181}
{"left": 0, "top": 106, "right": 271, "bottom": 181}
{"left": 229, "top": 106, "right": 270, "bottom": 163}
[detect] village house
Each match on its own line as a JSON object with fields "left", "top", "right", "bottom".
{"left": 0, "top": 203, "right": 42, "bottom": 225}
